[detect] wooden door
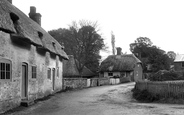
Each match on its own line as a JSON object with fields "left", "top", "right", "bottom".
{"left": 52, "top": 68, "right": 55, "bottom": 90}
{"left": 22, "top": 63, "right": 28, "bottom": 99}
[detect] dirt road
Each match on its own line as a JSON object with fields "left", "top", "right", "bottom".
{"left": 5, "top": 82, "right": 184, "bottom": 115}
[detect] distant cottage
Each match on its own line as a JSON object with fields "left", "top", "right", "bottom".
{"left": 99, "top": 47, "right": 143, "bottom": 82}
{"left": 0, "top": 0, "right": 68, "bottom": 113}
{"left": 174, "top": 54, "right": 184, "bottom": 72}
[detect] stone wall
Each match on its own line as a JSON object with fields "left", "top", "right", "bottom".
{"left": 63, "top": 78, "right": 87, "bottom": 90}
{"left": 63, "top": 77, "right": 129, "bottom": 90}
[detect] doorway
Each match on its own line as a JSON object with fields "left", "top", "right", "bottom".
{"left": 52, "top": 68, "right": 55, "bottom": 90}
{"left": 22, "top": 63, "right": 28, "bottom": 100}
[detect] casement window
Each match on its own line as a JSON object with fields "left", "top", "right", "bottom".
{"left": 32, "top": 66, "right": 37, "bottom": 79}
{"left": 108, "top": 72, "right": 113, "bottom": 76}
{"left": 47, "top": 68, "right": 51, "bottom": 79}
{"left": 0, "top": 59, "right": 11, "bottom": 80}
{"left": 56, "top": 67, "right": 59, "bottom": 77}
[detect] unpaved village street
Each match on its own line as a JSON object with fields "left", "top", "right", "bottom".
{"left": 5, "top": 82, "right": 184, "bottom": 115}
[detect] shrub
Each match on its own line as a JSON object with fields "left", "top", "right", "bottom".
{"left": 132, "top": 88, "right": 160, "bottom": 102}
{"left": 148, "top": 70, "right": 184, "bottom": 81}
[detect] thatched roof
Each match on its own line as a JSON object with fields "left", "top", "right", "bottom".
{"left": 100, "top": 54, "right": 141, "bottom": 72}
{"left": 63, "top": 55, "right": 95, "bottom": 77}
{"left": 63, "top": 55, "right": 80, "bottom": 77}
{"left": 174, "top": 54, "right": 184, "bottom": 62}
{"left": 0, "top": 0, "right": 68, "bottom": 60}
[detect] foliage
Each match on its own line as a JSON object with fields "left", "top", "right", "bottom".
{"left": 167, "top": 51, "right": 176, "bottom": 63}
{"left": 132, "top": 88, "right": 160, "bottom": 102}
{"left": 129, "top": 37, "right": 173, "bottom": 72}
{"left": 148, "top": 70, "right": 184, "bottom": 81}
{"left": 49, "top": 20, "right": 106, "bottom": 74}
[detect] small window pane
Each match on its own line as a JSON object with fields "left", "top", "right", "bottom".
{"left": 6, "top": 64, "right": 10, "bottom": 71}
{"left": 6, "top": 72, "right": 10, "bottom": 79}
{"left": 1, "top": 72, "right": 5, "bottom": 79}
{"left": 1, "top": 63, "right": 5, "bottom": 71}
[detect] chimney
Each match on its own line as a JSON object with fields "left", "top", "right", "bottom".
{"left": 7, "top": 0, "right": 12, "bottom": 4}
{"left": 116, "top": 47, "right": 122, "bottom": 55}
{"left": 29, "top": 6, "right": 42, "bottom": 25}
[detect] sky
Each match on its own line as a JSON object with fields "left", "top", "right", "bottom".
{"left": 13, "top": 0, "right": 184, "bottom": 59}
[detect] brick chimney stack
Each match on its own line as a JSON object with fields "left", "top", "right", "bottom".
{"left": 7, "top": 0, "right": 12, "bottom": 4}
{"left": 116, "top": 47, "right": 122, "bottom": 55}
{"left": 29, "top": 6, "right": 42, "bottom": 25}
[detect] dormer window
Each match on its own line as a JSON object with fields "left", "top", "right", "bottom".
{"left": 38, "top": 31, "right": 43, "bottom": 39}
{"left": 10, "top": 12, "right": 19, "bottom": 24}
{"left": 52, "top": 42, "right": 55, "bottom": 48}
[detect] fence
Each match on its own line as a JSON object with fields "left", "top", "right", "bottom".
{"left": 135, "top": 80, "right": 184, "bottom": 99}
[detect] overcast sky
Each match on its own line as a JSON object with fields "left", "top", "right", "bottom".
{"left": 13, "top": 0, "right": 184, "bottom": 59}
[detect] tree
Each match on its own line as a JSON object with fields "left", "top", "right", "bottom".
{"left": 111, "top": 31, "right": 115, "bottom": 55}
{"left": 130, "top": 37, "right": 172, "bottom": 72}
{"left": 130, "top": 37, "right": 153, "bottom": 58}
{"left": 167, "top": 51, "right": 176, "bottom": 62}
{"left": 49, "top": 20, "right": 106, "bottom": 75}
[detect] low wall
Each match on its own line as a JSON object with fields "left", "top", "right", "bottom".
{"left": 135, "top": 80, "right": 184, "bottom": 98}
{"left": 63, "top": 78, "right": 88, "bottom": 90}
{"left": 63, "top": 77, "right": 126, "bottom": 90}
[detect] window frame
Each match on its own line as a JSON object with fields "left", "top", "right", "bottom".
{"left": 108, "top": 72, "right": 113, "bottom": 76}
{"left": 32, "top": 65, "right": 37, "bottom": 79}
{"left": 47, "top": 68, "right": 51, "bottom": 80}
{"left": 56, "top": 67, "right": 59, "bottom": 77}
{"left": 0, "top": 58, "right": 12, "bottom": 81}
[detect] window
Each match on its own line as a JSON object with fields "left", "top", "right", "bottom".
{"left": 108, "top": 72, "right": 113, "bottom": 76}
{"left": 0, "top": 59, "right": 11, "bottom": 80}
{"left": 47, "top": 68, "right": 51, "bottom": 79}
{"left": 56, "top": 67, "right": 59, "bottom": 77}
{"left": 182, "top": 62, "right": 184, "bottom": 67}
{"left": 32, "top": 66, "right": 37, "bottom": 78}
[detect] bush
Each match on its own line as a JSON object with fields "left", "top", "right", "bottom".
{"left": 148, "top": 70, "right": 184, "bottom": 81}
{"left": 132, "top": 88, "right": 160, "bottom": 102}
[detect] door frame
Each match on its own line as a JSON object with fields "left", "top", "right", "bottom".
{"left": 22, "top": 62, "right": 28, "bottom": 100}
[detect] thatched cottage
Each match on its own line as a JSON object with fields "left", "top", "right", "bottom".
{"left": 63, "top": 55, "right": 95, "bottom": 78}
{"left": 99, "top": 47, "right": 143, "bottom": 82}
{"left": 0, "top": 0, "right": 68, "bottom": 112}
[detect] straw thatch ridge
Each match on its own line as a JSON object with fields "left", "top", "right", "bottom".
{"left": 0, "top": 0, "right": 68, "bottom": 59}
{"left": 100, "top": 54, "right": 141, "bottom": 72}
{"left": 63, "top": 55, "right": 95, "bottom": 77}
